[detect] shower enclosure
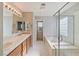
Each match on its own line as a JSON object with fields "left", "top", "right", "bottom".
{"left": 54, "top": 2, "right": 79, "bottom": 56}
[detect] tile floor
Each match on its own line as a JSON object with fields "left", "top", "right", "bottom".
{"left": 26, "top": 41, "right": 48, "bottom": 56}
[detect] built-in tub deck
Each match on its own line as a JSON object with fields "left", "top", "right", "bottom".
{"left": 44, "top": 36, "right": 79, "bottom": 56}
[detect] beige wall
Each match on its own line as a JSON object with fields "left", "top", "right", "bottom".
{"left": 23, "top": 12, "right": 33, "bottom": 32}
{"left": 23, "top": 12, "right": 32, "bottom": 24}
{"left": 13, "top": 12, "right": 33, "bottom": 33}
{"left": 12, "top": 14, "right": 23, "bottom": 33}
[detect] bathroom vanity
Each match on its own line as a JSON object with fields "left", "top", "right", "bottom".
{"left": 3, "top": 33, "right": 32, "bottom": 56}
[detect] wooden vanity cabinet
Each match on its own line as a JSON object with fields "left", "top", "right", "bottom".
{"left": 25, "top": 35, "right": 32, "bottom": 54}
{"left": 8, "top": 44, "right": 22, "bottom": 56}
{"left": 8, "top": 35, "right": 32, "bottom": 56}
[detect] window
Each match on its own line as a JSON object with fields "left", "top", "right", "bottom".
{"left": 60, "top": 17, "right": 68, "bottom": 36}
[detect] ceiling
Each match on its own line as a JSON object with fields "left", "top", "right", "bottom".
{"left": 9, "top": 2, "right": 76, "bottom": 16}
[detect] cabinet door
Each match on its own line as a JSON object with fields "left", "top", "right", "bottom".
{"left": 8, "top": 44, "right": 22, "bottom": 56}
{"left": 29, "top": 36, "right": 32, "bottom": 47}
{"left": 26, "top": 38, "right": 29, "bottom": 51}
{"left": 22, "top": 40, "right": 27, "bottom": 56}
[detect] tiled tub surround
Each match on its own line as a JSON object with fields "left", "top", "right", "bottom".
{"left": 3, "top": 32, "right": 32, "bottom": 56}
{"left": 44, "top": 36, "right": 79, "bottom": 56}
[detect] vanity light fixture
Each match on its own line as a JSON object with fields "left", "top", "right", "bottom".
{"left": 5, "top": 5, "right": 8, "bottom": 8}
{"left": 9, "top": 7, "right": 11, "bottom": 10}
{"left": 3, "top": 3, "right": 22, "bottom": 17}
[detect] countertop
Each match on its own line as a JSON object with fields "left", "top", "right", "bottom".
{"left": 3, "top": 33, "right": 32, "bottom": 56}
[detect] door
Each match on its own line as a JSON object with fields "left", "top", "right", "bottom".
{"left": 37, "top": 21, "right": 43, "bottom": 41}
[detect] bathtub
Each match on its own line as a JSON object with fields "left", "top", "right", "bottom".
{"left": 44, "top": 36, "right": 79, "bottom": 56}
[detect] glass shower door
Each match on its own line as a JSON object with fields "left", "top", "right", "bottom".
{"left": 54, "top": 11, "right": 60, "bottom": 56}
{"left": 54, "top": 2, "right": 78, "bottom": 56}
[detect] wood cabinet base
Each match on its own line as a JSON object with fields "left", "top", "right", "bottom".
{"left": 8, "top": 35, "right": 32, "bottom": 56}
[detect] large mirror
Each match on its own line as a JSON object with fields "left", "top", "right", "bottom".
{"left": 3, "top": 8, "right": 13, "bottom": 37}
{"left": 3, "top": 7, "right": 25, "bottom": 38}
